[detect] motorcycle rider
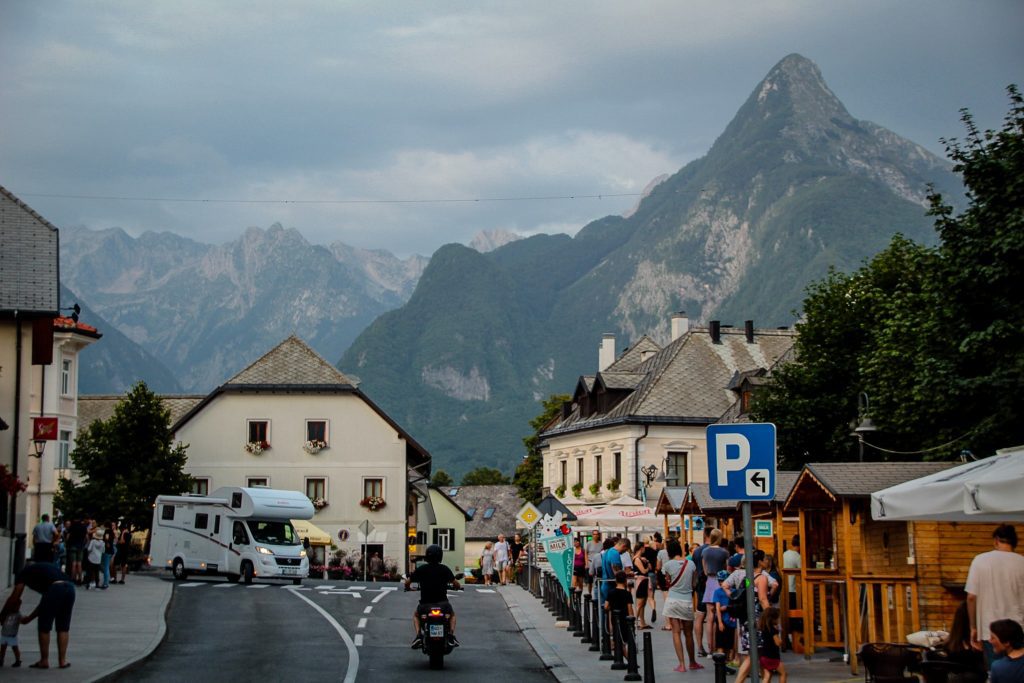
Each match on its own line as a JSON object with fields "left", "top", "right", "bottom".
{"left": 405, "top": 544, "right": 460, "bottom": 648}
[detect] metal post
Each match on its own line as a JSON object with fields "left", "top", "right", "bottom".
{"left": 573, "top": 591, "right": 585, "bottom": 636}
{"left": 600, "top": 588, "right": 614, "bottom": 660}
{"left": 589, "top": 595, "right": 601, "bottom": 651}
{"left": 712, "top": 652, "right": 728, "bottom": 683}
{"left": 581, "top": 593, "right": 592, "bottom": 642}
{"left": 610, "top": 610, "right": 627, "bottom": 670}
{"left": 642, "top": 630, "right": 655, "bottom": 682}
{"left": 742, "top": 501, "right": 760, "bottom": 681}
{"left": 624, "top": 616, "right": 642, "bottom": 680}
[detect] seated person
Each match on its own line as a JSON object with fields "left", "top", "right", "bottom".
{"left": 936, "top": 602, "right": 986, "bottom": 681}
{"left": 404, "top": 544, "right": 460, "bottom": 648}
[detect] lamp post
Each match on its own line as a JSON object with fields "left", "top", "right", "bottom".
{"left": 850, "top": 392, "right": 878, "bottom": 463}
{"left": 30, "top": 438, "right": 46, "bottom": 523}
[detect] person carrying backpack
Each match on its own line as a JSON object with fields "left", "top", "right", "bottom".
{"left": 723, "top": 549, "right": 776, "bottom": 683}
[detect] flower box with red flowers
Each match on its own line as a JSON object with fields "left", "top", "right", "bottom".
{"left": 359, "top": 496, "right": 386, "bottom": 512}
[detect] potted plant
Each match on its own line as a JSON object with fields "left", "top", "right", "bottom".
{"left": 310, "top": 496, "right": 328, "bottom": 511}
{"left": 555, "top": 484, "right": 566, "bottom": 498}
{"left": 571, "top": 482, "right": 584, "bottom": 498}
{"left": 303, "top": 439, "right": 327, "bottom": 454}
{"left": 607, "top": 478, "right": 620, "bottom": 492}
{"left": 244, "top": 440, "right": 269, "bottom": 455}
{"left": 359, "top": 495, "right": 386, "bottom": 512}
{"left": 0, "top": 464, "right": 27, "bottom": 496}
{"left": 308, "top": 564, "right": 326, "bottom": 580}
{"left": 588, "top": 482, "right": 601, "bottom": 497}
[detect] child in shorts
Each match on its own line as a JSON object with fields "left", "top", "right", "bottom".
{"left": 758, "top": 607, "right": 787, "bottom": 682}
{"left": 0, "top": 596, "right": 22, "bottom": 667}
{"left": 712, "top": 570, "right": 738, "bottom": 662}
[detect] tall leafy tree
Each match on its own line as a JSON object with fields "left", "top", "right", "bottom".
{"left": 55, "top": 381, "right": 191, "bottom": 530}
{"left": 514, "top": 394, "right": 571, "bottom": 504}
{"left": 754, "top": 88, "right": 1024, "bottom": 466}
{"left": 460, "top": 467, "right": 511, "bottom": 486}
{"left": 430, "top": 469, "right": 454, "bottom": 487}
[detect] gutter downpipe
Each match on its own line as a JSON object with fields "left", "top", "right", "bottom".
{"left": 633, "top": 425, "right": 650, "bottom": 502}
{"left": 7, "top": 314, "right": 22, "bottom": 586}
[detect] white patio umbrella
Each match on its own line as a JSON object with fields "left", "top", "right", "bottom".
{"left": 871, "top": 446, "right": 1024, "bottom": 522}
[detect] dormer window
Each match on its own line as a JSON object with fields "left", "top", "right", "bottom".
{"left": 741, "top": 389, "right": 754, "bottom": 414}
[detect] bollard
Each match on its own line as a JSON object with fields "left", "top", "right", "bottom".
{"left": 600, "top": 596, "right": 614, "bottom": 660}
{"left": 712, "top": 652, "right": 728, "bottom": 683}
{"left": 610, "top": 610, "right": 628, "bottom": 670}
{"left": 589, "top": 596, "right": 601, "bottom": 651}
{"left": 642, "top": 630, "right": 655, "bottom": 682}
{"left": 623, "top": 617, "right": 642, "bottom": 681}
{"left": 571, "top": 591, "right": 584, "bottom": 636}
{"left": 581, "top": 593, "right": 592, "bottom": 643}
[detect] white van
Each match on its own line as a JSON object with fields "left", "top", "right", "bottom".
{"left": 149, "top": 487, "right": 313, "bottom": 584}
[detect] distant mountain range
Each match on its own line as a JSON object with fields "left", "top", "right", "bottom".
{"left": 62, "top": 224, "right": 427, "bottom": 393}
{"left": 338, "top": 54, "right": 963, "bottom": 478}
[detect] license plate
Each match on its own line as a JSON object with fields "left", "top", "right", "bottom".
{"left": 429, "top": 625, "right": 444, "bottom": 638}
{"left": 281, "top": 567, "right": 298, "bottom": 575}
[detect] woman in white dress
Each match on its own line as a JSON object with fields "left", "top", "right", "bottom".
{"left": 481, "top": 542, "right": 495, "bottom": 586}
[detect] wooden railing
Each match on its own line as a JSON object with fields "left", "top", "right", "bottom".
{"left": 803, "top": 575, "right": 847, "bottom": 650}
{"left": 851, "top": 577, "right": 920, "bottom": 648}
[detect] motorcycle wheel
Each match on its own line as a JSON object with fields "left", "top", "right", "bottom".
{"left": 429, "top": 651, "right": 444, "bottom": 670}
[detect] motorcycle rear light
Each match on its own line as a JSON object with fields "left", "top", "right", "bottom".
{"left": 429, "top": 609, "right": 442, "bottom": 616}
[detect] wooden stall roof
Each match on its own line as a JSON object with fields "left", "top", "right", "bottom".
{"left": 783, "top": 462, "right": 955, "bottom": 513}
{"left": 657, "top": 473, "right": 800, "bottom": 517}
{"left": 656, "top": 487, "right": 688, "bottom": 515}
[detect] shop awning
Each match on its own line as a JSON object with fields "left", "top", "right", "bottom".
{"left": 291, "top": 519, "right": 332, "bottom": 545}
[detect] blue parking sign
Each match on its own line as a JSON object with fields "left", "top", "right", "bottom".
{"left": 706, "top": 423, "right": 777, "bottom": 501}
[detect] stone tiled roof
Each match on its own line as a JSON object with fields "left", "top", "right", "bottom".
{"left": 445, "top": 485, "right": 523, "bottom": 540}
{"left": 606, "top": 336, "right": 661, "bottom": 373}
{"left": 78, "top": 395, "right": 205, "bottom": 429}
{"left": 800, "top": 462, "right": 956, "bottom": 498}
{"left": 545, "top": 327, "right": 797, "bottom": 437}
{"left": 225, "top": 335, "right": 355, "bottom": 386}
{"left": 0, "top": 185, "right": 59, "bottom": 313}
{"left": 598, "top": 372, "right": 647, "bottom": 391}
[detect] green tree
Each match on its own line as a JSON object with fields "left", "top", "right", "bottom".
{"left": 754, "top": 87, "right": 1024, "bottom": 466}
{"left": 460, "top": 467, "right": 511, "bottom": 486}
{"left": 430, "top": 469, "right": 454, "bottom": 487}
{"left": 55, "top": 381, "right": 191, "bottom": 530}
{"left": 514, "top": 393, "right": 571, "bottom": 504}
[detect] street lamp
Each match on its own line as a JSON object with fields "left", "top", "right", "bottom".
{"left": 640, "top": 464, "right": 659, "bottom": 488}
{"left": 850, "top": 392, "right": 877, "bottom": 463}
{"left": 31, "top": 438, "right": 46, "bottom": 458}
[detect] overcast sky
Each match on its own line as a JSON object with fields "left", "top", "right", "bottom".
{"left": 1, "top": 1, "right": 1021, "bottom": 257}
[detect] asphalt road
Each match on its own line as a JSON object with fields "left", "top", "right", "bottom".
{"left": 119, "top": 577, "right": 555, "bottom": 682}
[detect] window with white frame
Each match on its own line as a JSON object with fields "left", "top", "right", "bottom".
{"left": 306, "top": 419, "right": 328, "bottom": 445}
{"left": 247, "top": 420, "right": 270, "bottom": 447}
{"left": 306, "top": 478, "right": 326, "bottom": 500}
{"left": 666, "top": 451, "right": 688, "bottom": 486}
{"left": 191, "top": 478, "right": 211, "bottom": 496}
{"left": 247, "top": 477, "right": 269, "bottom": 488}
{"left": 363, "top": 477, "right": 383, "bottom": 499}
{"left": 432, "top": 527, "right": 455, "bottom": 551}
{"left": 61, "top": 358, "right": 72, "bottom": 395}
{"left": 613, "top": 452, "right": 622, "bottom": 482}
{"left": 56, "top": 430, "right": 72, "bottom": 470}
{"left": 560, "top": 460, "right": 567, "bottom": 488}
{"left": 595, "top": 455, "right": 603, "bottom": 486}
{"left": 576, "top": 457, "right": 584, "bottom": 484}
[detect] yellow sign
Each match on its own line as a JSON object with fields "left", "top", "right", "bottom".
{"left": 516, "top": 502, "right": 542, "bottom": 528}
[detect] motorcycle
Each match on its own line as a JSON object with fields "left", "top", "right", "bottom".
{"left": 406, "top": 572, "right": 463, "bottom": 669}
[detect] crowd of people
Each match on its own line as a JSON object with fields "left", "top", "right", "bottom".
{"left": 478, "top": 533, "right": 526, "bottom": 586}
{"left": 574, "top": 523, "right": 1024, "bottom": 682}
{"left": 0, "top": 513, "right": 135, "bottom": 670}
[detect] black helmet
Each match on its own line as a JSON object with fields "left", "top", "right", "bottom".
{"left": 425, "top": 544, "right": 443, "bottom": 563}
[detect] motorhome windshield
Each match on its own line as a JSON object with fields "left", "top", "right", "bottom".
{"left": 247, "top": 520, "right": 300, "bottom": 546}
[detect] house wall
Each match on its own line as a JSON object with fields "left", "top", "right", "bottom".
{"left": 176, "top": 391, "right": 410, "bottom": 568}
{"left": 543, "top": 423, "right": 711, "bottom": 506}
{"left": 0, "top": 322, "right": 30, "bottom": 585}
{"left": 428, "top": 489, "right": 466, "bottom": 572}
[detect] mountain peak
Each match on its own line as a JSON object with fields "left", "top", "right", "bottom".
{"left": 753, "top": 53, "right": 850, "bottom": 123}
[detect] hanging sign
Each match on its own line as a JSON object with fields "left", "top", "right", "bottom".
{"left": 33, "top": 417, "right": 59, "bottom": 440}
{"left": 537, "top": 512, "right": 574, "bottom": 598}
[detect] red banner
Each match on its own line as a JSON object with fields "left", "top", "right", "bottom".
{"left": 33, "top": 417, "right": 59, "bottom": 440}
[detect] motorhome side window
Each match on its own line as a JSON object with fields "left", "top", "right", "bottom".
{"left": 233, "top": 521, "right": 248, "bottom": 545}
{"left": 161, "top": 505, "right": 175, "bottom": 521}
{"left": 195, "top": 513, "right": 209, "bottom": 530}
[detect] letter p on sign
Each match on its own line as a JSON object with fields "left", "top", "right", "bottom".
{"left": 715, "top": 433, "right": 750, "bottom": 486}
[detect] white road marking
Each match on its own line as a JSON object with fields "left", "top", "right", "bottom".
{"left": 358, "top": 618, "right": 367, "bottom": 629}
{"left": 247, "top": 584, "right": 270, "bottom": 589}
{"left": 363, "top": 606, "right": 373, "bottom": 614}
{"left": 348, "top": 586, "right": 367, "bottom": 590}
{"left": 292, "top": 587, "right": 312, "bottom": 591}
{"left": 178, "top": 582, "right": 205, "bottom": 587}
{"left": 287, "top": 588, "right": 359, "bottom": 683}
{"left": 371, "top": 591, "right": 391, "bottom": 604}
{"left": 213, "top": 583, "right": 239, "bottom": 588}
{"left": 354, "top": 634, "right": 364, "bottom": 647}
{"left": 476, "top": 589, "right": 495, "bottom": 593}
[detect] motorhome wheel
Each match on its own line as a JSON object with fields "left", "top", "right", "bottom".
{"left": 172, "top": 558, "right": 187, "bottom": 580}
{"left": 241, "top": 561, "right": 254, "bottom": 584}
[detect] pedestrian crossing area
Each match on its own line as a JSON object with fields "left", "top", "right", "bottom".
{"left": 175, "top": 581, "right": 499, "bottom": 595}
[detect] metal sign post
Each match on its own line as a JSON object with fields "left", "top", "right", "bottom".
{"left": 742, "top": 501, "right": 760, "bottom": 681}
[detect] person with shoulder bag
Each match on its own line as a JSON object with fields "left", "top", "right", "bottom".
{"left": 663, "top": 539, "right": 703, "bottom": 672}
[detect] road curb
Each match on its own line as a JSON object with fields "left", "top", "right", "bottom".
{"left": 498, "top": 587, "right": 584, "bottom": 683}
{"left": 87, "top": 578, "right": 174, "bottom": 683}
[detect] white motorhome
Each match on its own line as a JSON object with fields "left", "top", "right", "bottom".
{"left": 150, "top": 487, "right": 313, "bottom": 584}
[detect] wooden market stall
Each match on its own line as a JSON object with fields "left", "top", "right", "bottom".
{"left": 777, "top": 462, "right": 1019, "bottom": 674}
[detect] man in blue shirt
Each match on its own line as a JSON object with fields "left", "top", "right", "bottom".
{"left": 988, "top": 619, "right": 1024, "bottom": 683}
{"left": 601, "top": 538, "right": 627, "bottom": 603}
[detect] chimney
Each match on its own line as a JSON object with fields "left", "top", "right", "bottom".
{"left": 709, "top": 320, "right": 721, "bottom": 344}
{"left": 671, "top": 311, "right": 690, "bottom": 341}
{"left": 598, "top": 333, "right": 616, "bottom": 371}
{"left": 744, "top": 320, "right": 754, "bottom": 343}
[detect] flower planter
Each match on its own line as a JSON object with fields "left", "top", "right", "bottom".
{"left": 327, "top": 569, "right": 345, "bottom": 580}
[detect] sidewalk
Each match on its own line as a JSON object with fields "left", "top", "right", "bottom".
{"left": 499, "top": 585, "right": 862, "bottom": 683}
{"left": 3, "top": 570, "right": 172, "bottom": 682}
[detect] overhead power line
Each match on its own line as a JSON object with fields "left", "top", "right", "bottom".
{"left": 19, "top": 191, "right": 644, "bottom": 206}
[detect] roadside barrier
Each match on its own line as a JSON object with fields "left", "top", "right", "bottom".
{"left": 623, "top": 616, "right": 641, "bottom": 681}
{"left": 589, "top": 596, "right": 601, "bottom": 651}
{"left": 610, "top": 609, "right": 627, "bottom": 670}
{"left": 581, "top": 593, "right": 592, "bottom": 643}
{"left": 642, "top": 630, "right": 655, "bottom": 682}
{"left": 712, "top": 652, "right": 728, "bottom": 683}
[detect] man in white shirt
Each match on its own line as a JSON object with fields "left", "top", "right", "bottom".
{"left": 493, "top": 534, "right": 511, "bottom": 586}
{"left": 966, "top": 524, "right": 1024, "bottom": 665}
{"left": 782, "top": 534, "right": 802, "bottom": 610}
